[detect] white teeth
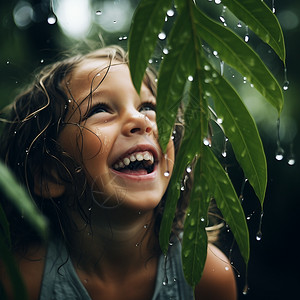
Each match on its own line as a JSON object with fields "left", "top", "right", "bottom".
{"left": 123, "top": 157, "right": 130, "bottom": 166}
{"left": 136, "top": 153, "right": 143, "bottom": 161}
{"left": 144, "top": 153, "right": 151, "bottom": 160}
{"left": 113, "top": 151, "right": 155, "bottom": 170}
{"left": 130, "top": 154, "right": 136, "bottom": 162}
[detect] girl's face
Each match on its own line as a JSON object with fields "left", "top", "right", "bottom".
{"left": 58, "top": 58, "right": 174, "bottom": 212}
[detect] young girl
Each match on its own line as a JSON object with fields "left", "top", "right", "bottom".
{"left": 0, "top": 46, "right": 237, "bottom": 300}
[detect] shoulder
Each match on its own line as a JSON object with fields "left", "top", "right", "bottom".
{"left": 194, "top": 243, "right": 237, "bottom": 300}
{"left": 0, "top": 244, "right": 46, "bottom": 300}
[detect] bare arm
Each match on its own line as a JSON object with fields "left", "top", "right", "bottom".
{"left": 195, "top": 244, "right": 237, "bottom": 300}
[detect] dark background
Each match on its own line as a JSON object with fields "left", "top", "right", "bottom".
{"left": 1, "top": 1, "right": 299, "bottom": 299}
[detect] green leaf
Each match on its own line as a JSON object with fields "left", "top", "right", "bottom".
{"left": 182, "top": 158, "right": 210, "bottom": 287}
{"left": 0, "top": 161, "right": 47, "bottom": 239}
{"left": 159, "top": 77, "right": 205, "bottom": 254}
{"left": 156, "top": 6, "right": 196, "bottom": 152}
{"left": 159, "top": 123, "right": 202, "bottom": 255}
{"left": 202, "top": 58, "right": 267, "bottom": 205}
{"left": 222, "top": 0, "right": 285, "bottom": 63}
{"left": 193, "top": 5, "right": 284, "bottom": 115}
{"left": 128, "top": 0, "right": 172, "bottom": 93}
{"left": 0, "top": 233, "right": 28, "bottom": 300}
{"left": 203, "top": 146, "right": 249, "bottom": 264}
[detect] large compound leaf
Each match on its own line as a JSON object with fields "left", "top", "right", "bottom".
{"left": 203, "top": 146, "right": 249, "bottom": 264}
{"left": 156, "top": 6, "right": 196, "bottom": 152}
{"left": 222, "top": 0, "right": 285, "bottom": 63}
{"left": 182, "top": 158, "right": 210, "bottom": 287}
{"left": 193, "top": 4, "right": 284, "bottom": 115}
{"left": 0, "top": 161, "right": 47, "bottom": 239}
{"left": 202, "top": 58, "right": 267, "bottom": 205}
{"left": 128, "top": 0, "right": 172, "bottom": 93}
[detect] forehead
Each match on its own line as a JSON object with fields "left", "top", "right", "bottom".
{"left": 65, "top": 58, "right": 154, "bottom": 103}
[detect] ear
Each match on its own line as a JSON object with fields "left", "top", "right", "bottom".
{"left": 34, "top": 172, "right": 65, "bottom": 198}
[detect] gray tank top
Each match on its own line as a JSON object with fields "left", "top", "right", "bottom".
{"left": 39, "top": 238, "right": 194, "bottom": 299}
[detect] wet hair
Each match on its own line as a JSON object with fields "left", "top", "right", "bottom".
{"left": 0, "top": 45, "right": 194, "bottom": 252}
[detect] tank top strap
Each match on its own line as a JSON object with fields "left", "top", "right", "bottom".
{"left": 151, "top": 238, "right": 195, "bottom": 300}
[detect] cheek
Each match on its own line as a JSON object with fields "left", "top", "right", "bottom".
{"left": 59, "top": 125, "right": 107, "bottom": 163}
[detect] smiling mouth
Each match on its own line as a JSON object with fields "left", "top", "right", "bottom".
{"left": 112, "top": 151, "right": 155, "bottom": 175}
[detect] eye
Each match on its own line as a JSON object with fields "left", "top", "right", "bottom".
{"left": 139, "top": 101, "right": 156, "bottom": 113}
{"left": 85, "top": 103, "right": 110, "bottom": 118}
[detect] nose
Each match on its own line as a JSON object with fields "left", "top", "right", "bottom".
{"left": 122, "top": 110, "right": 153, "bottom": 136}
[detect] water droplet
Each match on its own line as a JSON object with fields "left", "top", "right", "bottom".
{"left": 135, "top": 242, "right": 140, "bottom": 247}
{"left": 167, "top": 9, "right": 174, "bottom": 17}
{"left": 47, "top": 13, "right": 57, "bottom": 25}
{"left": 203, "top": 137, "right": 211, "bottom": 146}
{"left": 186, "top": 166, "right": 192, "bottom": 173}
{"left": 143, "top": 224, "right": 148, "bottom": 229}
{"left": 40, "top": 59, "right": 44, "bottom": 64}
{"left": 243, "top": 77, "right": 247, "bottom": 83}
{"left": 138, "top": 211, "right": 142, "bottom": 215}
{"left": 243, "top": 283, "right": 249, "bottom": 295}
{"left": 217, "top": 118, "right": 223, "bottom": 124}
{"left": 288, "top": 157, "right": 296, "bottom": 166}
{"left": 225, "top": 266, "right": 229, "bottom": 271}
{"left": 158, "top": 32, "right": 166, "bottom": 40}
{"left": 213, "top": 50, "right": 218, "bottom": 57}
{"left": 113, "top": 20, "right": 117, "bottom": 24}
{"left": 256, "top": 210, "right": 264, "bottom": 241}
{"left": 271, "top": 0, "right": 276, "bottom": 13}
{"left": 220, "top": 60, "right": 224, "bottom": 76}
{"left": 283, "top": 80, "right": 289, "bottom": 91}
{"left": 188, "top": 75, "right": 194, "bottom": 82}
{"left": 163, "top": 48, "right": 169, "bottom": 55}
{"left": 68, "top": 99, "right": 72, "bottom": 103}
{"left": 88, "top": 207, "right": 92, "bottom": 211}
{"left": 96, "top": 10, "right": 102, "bottom": 15}
{"left": 180, "top": 185, "right": 185, "bottom": 191}
{"left": 237, "top": 21, "right": 242, "bottom": 28}
{"left": 164, "top": 171, "right": 170, "bottom": 177}
{"left": 275, "top": 146, "right": 284, "bottom": 160}
{"left": 6, "top": 60, "right": 10, "bottom": 64}
{"left": 244, "top": 25, "right": 249, "bottom": 42}
{"left": 200, "top": 217, "right": 205, "bottom": 222}
{"left": 215, "top": 0, "right": 221, "bottom": 4}
{"left": 256, "top": 230, "right": 262, "bottom": 241}
{"left": 222, "top": 150, "right": 227, "bottom": 158}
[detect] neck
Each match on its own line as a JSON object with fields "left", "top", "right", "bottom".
{"left": 66, "top": 206, "right": 160, "bottom": 278}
